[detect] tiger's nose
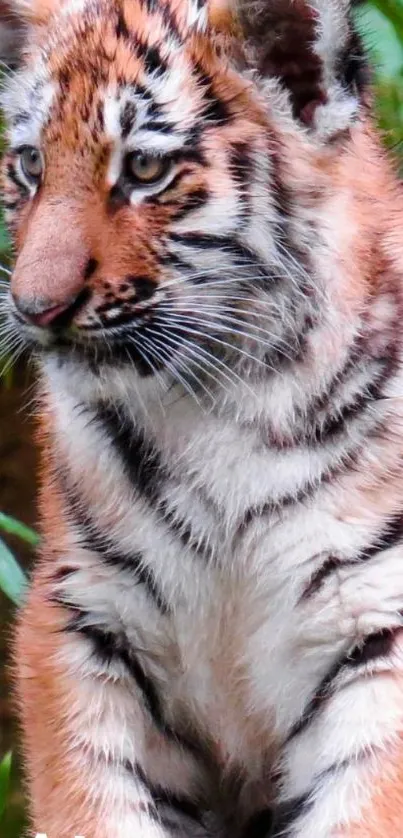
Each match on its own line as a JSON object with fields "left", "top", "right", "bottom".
{"left": 12, "top": 292, "right": 85, "bottom": 329}
{"left": 10, "top": 199, "right": 93, "bottom": 329}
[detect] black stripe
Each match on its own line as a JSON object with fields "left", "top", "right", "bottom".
{"left": 6, "top": 162, "right": 28, "bottom": 195}
{"left": 270, "top": 332, "right": 397, "bottom": 452}
{"left": 136, "top": 41, "right": 168, "bottom": 76}
{"left": 97, "top": 405, "right": 214, "bottom": 560}
{"left": 267, "top": 133, "right": 297, "bottom": 247}
{"left": 120, "top": 101, "right": 137, "bottom": 139}
{"left": 237, "top": 480, "right": 321, "bottom": 536}
{"left": 337, "top": 29, "right": 369, "bottom": 96}
{"left": 135, "top": 763, "right": 203, "bottom": 824}
{"left": 116, "top": 9, "right": 130, "bottom": 39}
{"left": 238, "top": 399, "right": 399, "bottom": 537}
{"left": 142, "top": 0, "right": 181, "bottom": 41}
{"left": 271, "top": 793, "right": 312, "bottom": 838}
{"left": 52, "top": 565, "right": 78, "bottom": 583}
{"left": 172, "top": 188, "right": 209, "bottom": 221}
{"left": 346, "top": 627, "right": 397, "bottom": 668}
{"left": 271, "top": 759, "right": 351, "bottom": 838}
{"left": 307, "top": 357, "right": 394, "bottom": 446}
{"left": 242, "top": 809, "right": 274, "bottom": 838}
{"left": 61, "top": 477, "right": 169, "bottom": 613}
{"left": 194, "top": 63, "right": 231, "bottom": 126}
{"left": 2, "top": 200, "right": 18, "bottom": 211}
{"left": 141, "top": 118, "right": 173, "bottom": 134}
{"left": 149, "top": 170, "right": 188, "bottom": 201}
{"left": 359, "top": 513, "right": 403, "bottom": 561}
{"left": 67, "top": 616, "right": 166, "bottom": 723}
{"left": 229, "top": 141, "right": 252, "bottom": 222}
{"left": 161, "top": 253, "right": 194, "bottom": 274}
{"left": 162, "top": 251, "right": 221, "bottom": 286}
{"left": 115, "top": 9, "right": 169, "bottom": 77}
{"left": 301, "top": 556, "right": 340, "bottom": 601}
{"left": 170, "top": 145, "right": 205, "bottom": 165}
{"left": 12, "top": 111, "right": 31, "bottom": 126}
{"left": 160, "top": 505, "right": 214, "bottom": 561}
{"left": 169, "top": 230, "right": 251, "bottom": 255}
{"left": 271, "top": 758, "right": 357, "bottom": 838}
{"left": 263, "top": 312, "right": 315, "bottom": 373}
{"left": 97, "top": 100, "right": 105, "bottom": 132}
{"left": 66, "top": 613, "right": 203, "bottom": 757}
{"left": 288, "top": 625, "right": 400, "bottom": 741}
{"left": 287, "top": 653, "right": 347, "bottom": 741}
{"left": 84, "top": 257, "right": 99, "bottom": 281}
{"left": 302, "top": 512, "right": 403, "bottom": 600}
{"left": 168, "top": 232, "right": 266, "bottom": 279}
{"left": 180, "top": 128, "right": 205, "bottom": 165}
{"left": 97, "top": 405, "right": 163, "bottom": 503}
{"left": 301, "top": 315, "right": 399, "bottom": 449}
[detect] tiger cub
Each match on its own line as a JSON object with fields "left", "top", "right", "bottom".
{"left": 2, "top": 0, "right": 403, "bottom": 835}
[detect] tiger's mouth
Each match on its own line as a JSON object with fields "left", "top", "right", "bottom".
{"left": 9, "top": 298, "right": 210, "bottom": 379}
{"left": 6, "top": 279, "right": 260, "bottom": 393}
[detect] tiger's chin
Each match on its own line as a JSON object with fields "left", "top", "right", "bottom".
{"left": 47, "top": 336, "right": 163, "bottom": 378}
{"left": 41, "top": 348, "right": 179, "bottom": 418}
{"left": 14, "top": 307, "right": 242, "bottom": 406}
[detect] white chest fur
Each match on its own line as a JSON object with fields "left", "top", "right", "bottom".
{"left": 43, "top": 355, "right": 403, "bottom": 783}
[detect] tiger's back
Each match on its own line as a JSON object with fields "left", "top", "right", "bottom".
{"left": 3, "top": 0, "right": 403, "bottom": 836}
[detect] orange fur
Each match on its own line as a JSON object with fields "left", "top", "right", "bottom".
{"left": 5, "top": 0, "right": 403, "bottom": 835}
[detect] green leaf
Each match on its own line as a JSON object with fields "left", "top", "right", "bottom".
{"left": 370, "top": 0, "right": 403, "bottom": 46}
{"left": 0, "top": 752, "right": 12, "bottom": 820}
{"left": 0, "top": 538, "right": 27, "bottom": 605}
{"left": 356, "top": 3, "right": 403, "bottom": 77}
{"left": 0, "top": 215, "right": 10, "bottom": 255}
{"left": 0, "top": 513, "right": 39, "bottom": 546}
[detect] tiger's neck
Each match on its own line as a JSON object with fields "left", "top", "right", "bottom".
{"left": 40, "top": 126, "right": 403, "bottom": 542}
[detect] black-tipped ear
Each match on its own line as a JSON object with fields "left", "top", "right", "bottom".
{"left": 235, "top": 0, "right": 369, "bottom": 139}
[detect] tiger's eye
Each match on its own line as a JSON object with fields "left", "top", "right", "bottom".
{"left": 20, "top": 146, "right": 43, "bottom": 182}
{"left": 126, "top": 152, "right": 169, "bottom": 185}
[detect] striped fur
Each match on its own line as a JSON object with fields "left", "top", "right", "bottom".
{"left": 2, "top": 0, "right": 403, "bottom": 836}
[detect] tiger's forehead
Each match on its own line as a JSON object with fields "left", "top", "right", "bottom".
{"left": 2, "top": 0, "right": 223, "bottom": 151}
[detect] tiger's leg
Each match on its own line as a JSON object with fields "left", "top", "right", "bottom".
{"left": 271, "top": 555, "right": 403, "bottom": 837}
{"left": 17, "top": 578, "right": 216, "bottom": 838}
{"left": 272, "top": 672, "right": 403, "bottom": 838}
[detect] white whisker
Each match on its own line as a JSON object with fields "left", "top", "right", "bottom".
{"left": 139, "top": 330, "right": 210, "bottom": 411}
{"left": 158, "top": 302, "right": 292, "bottom": 352}
{"left": 153, "top": 309, "right": 290, "bottom": 364}
{"left": 144, "top": 325, "right": 223, "bottom": 404}
{"left": 122, "top": 344, "right": 156, "bottom": 422}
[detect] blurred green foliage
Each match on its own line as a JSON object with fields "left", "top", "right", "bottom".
{"left": 0, "top": 516, "right": 30, "bottom": 837}
{"left": 356, "top": 1, "right": 403, "bottom": 157}
{"left": 1, "top": 1, "right": 403, "bottom": 835}
{"left": 0, "top": 752, "right": 12, "bottom": 820}
{"left": 0, "top": 513, "right": 34, "bottom": 604}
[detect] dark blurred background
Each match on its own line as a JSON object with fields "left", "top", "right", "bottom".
{"left": 1, "top": 1, "right": 403, "bottom": 834}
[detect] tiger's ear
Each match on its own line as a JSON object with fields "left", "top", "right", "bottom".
{"left": 211, "top": 0, "right": 369, "bottom": 140}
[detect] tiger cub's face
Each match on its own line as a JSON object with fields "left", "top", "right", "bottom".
{"left": 1, "top": 0, "right": 367, "bottom": 388}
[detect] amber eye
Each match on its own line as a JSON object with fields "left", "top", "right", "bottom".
{"left": 125, "top": 152, "right": 170, "bottom": 185}
{"left": 19, "top": 146, "right": 43, "bottom": 182}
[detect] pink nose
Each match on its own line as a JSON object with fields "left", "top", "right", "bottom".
{"left": 13, "top": 296, "right": 75, "bottom": 328}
